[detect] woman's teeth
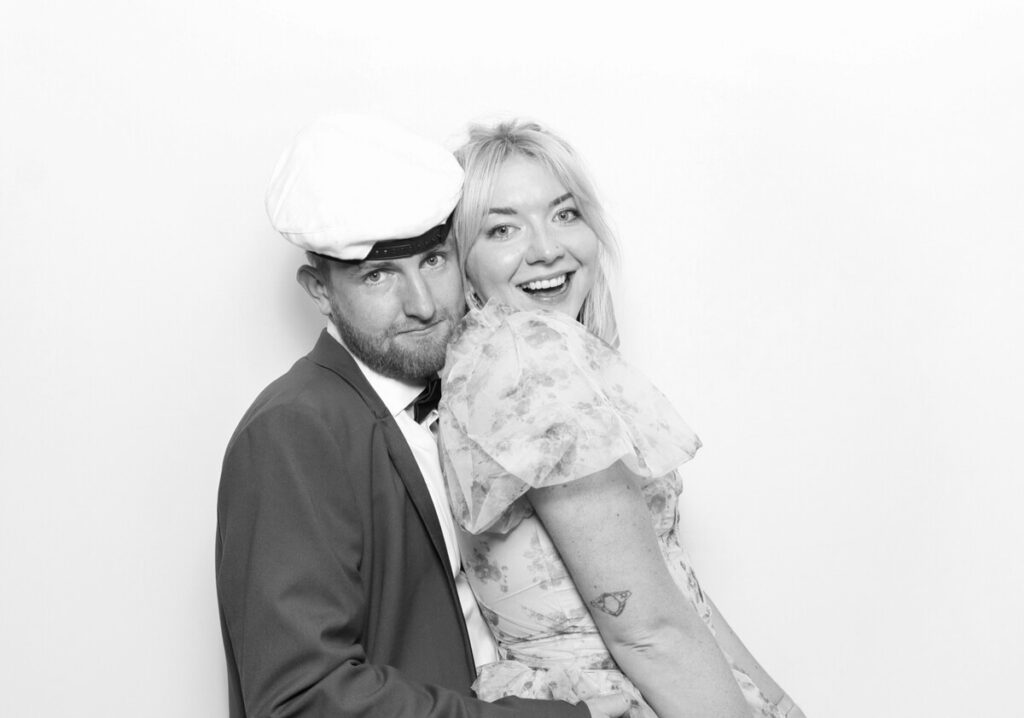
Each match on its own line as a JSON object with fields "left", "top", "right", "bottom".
{"left": 520, "top": 274, "right": 568, "bottom": 293}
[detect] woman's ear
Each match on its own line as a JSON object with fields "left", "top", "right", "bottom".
{"left": 296, "top": 264, "right": 333, "bottom": 317}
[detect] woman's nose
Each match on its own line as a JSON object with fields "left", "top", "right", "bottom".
{"left": 526, "top": 226, "right": 564, "bottom": 264}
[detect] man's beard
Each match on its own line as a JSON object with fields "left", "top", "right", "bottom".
{"left": 329, "top": 302, "right": 457, "bottom": 383}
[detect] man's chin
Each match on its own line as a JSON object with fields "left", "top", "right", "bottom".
{"left": 389, "top": 331, "right": 450, "bottom": 377}
{"left": 333, "top": 312, "right": 456, "bottom": 383}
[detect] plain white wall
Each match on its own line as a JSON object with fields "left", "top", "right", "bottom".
{"left": 2, "top": 1, "right": 1021, "bottom": 716}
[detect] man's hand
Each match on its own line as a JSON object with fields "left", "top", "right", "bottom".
{"left": 583, "top": 692, "right": 633, "bottom": 718}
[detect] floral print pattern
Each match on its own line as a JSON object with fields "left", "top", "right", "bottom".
{"left": 439, "top": 302, "right": 781, "bottom": 718}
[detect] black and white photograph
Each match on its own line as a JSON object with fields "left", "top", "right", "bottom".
{"left": 2, "top": 2, "right": 1021, "bottom": 717}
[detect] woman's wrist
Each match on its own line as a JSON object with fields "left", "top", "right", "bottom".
{"left": 776, "top": 694, "right": 804, "bottom": 718}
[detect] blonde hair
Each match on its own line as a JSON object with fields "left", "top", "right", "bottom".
{"left": 453, "top": 119, "right": 620, "bottom": 348}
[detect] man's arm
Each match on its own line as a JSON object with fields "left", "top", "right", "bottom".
{"left": 216, "top": 404, "right": 589, "bottom": 718}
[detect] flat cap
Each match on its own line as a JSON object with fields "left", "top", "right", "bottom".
{"left": 265, "top": 112, "right": 463, "bottom": 261}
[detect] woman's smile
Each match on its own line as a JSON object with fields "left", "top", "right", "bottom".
{"left": 518, "top": 271, "right": 572, "bottom": 296}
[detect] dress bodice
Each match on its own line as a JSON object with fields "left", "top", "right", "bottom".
{"left": 438, "top": 302, "right": 780, "bottom": 718}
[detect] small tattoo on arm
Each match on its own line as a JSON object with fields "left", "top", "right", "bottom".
{"left": 589, "top": 590, "right": 632, "bottom": 617}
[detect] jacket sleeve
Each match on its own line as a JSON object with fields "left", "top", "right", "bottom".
{"left": 216, "top": 403, "right": 588, "bottom": 718}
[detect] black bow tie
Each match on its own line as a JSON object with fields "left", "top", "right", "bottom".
{"left": 412, "top": 376, "right": 442, "bottom": 423}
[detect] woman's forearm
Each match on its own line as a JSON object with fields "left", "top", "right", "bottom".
{"left": 530, "top": 465, "right": 750, "bottom": 718}
{"left": 603, "top": 612, "right": 749, "bottom": 718}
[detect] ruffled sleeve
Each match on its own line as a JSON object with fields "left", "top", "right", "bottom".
{"left": 439, "top": 302, "right": 701, "bottom": 535}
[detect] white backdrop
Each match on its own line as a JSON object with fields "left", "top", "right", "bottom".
{"left": 2, "top": 2, "right": 1021, "bottom": 716}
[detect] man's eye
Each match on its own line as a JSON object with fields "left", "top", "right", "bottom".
{"left": 423, "top": 253, "right": 445, "bottom": 268}
{"left": 364, "top": 270, "right": 384, "bottom": 284}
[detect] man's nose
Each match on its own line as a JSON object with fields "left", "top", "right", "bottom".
{"left": 526, "top": 225, "right": 564, "bottom": 264}
{"left": 401, "top": 272, "right": 438, "bottom": 321}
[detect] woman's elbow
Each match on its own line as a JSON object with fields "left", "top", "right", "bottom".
{"left": 602, "top": 609, "right": 712, "bottom": 663}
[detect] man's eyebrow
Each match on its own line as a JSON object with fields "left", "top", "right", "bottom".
{"left": 343, "top": 259, "right": 396, "bottom": 274}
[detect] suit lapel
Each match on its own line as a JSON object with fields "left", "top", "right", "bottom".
{"left": 375, "top": 415, "right": 475, "bottom": 672}
{"left": 306, "top": 331, "right": 460, "bottom": 584}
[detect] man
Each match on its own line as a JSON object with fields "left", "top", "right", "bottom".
{"left": 216, "top": 114, "right": 627, "bottom": 718}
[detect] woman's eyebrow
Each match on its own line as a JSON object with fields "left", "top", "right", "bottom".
{"left": 488, "top": 193, "right": 574, "bottom": 215}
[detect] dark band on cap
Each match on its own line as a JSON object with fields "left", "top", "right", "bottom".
{"left": 311, "top": 216, "right": 452, "bottom": 265}
{"left": 365, "top": 216, "right": 452, "bottom": 260}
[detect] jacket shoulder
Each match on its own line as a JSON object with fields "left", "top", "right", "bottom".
{"left": 226, "top": 354, "right": 377, "bottom": 454}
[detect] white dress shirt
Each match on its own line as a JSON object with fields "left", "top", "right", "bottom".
{"left": 326, "top": 324, "right": 499, "bottom": 667}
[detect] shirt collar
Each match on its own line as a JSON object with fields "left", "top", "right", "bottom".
{"left": 326, "top": 322, "right": 424, "bottom": 416}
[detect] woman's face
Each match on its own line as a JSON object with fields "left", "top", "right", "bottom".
{"left": 465, "top": 156, "right": 599, "bottom": 319}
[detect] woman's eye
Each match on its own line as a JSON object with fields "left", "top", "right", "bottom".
{"left": 485, "top": 224, "right": 514, "bottom": 239}
{"left": 555, "top": 208, "right": 580, "bottom": 222}
{"left": 423, "top": 253, "right": 444, "bottom": 268}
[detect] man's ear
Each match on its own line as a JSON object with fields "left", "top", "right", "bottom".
{"left": 297, "top": 264, "right": 333, "bottom": 317}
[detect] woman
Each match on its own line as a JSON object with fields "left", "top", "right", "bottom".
{"left": 438, "top": 120, "right": 803, "bottom": 718}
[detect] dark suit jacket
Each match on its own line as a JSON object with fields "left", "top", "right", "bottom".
{"left": 216, "top": 331, "right": 586, "bottom": 718}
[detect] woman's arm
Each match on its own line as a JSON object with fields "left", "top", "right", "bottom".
{"left": 529, "top": 461, "right": 750, "bottom": 718}
{"left": 704, "top": 596, "right": 805, "bottom": 718}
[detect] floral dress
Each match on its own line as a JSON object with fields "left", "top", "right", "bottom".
{"left": 438, "top": 302, "right": 780, "bottom": 718}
